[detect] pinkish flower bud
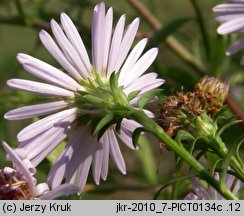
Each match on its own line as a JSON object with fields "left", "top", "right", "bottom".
{"left": 195, "top": 76, "right": 229, "bottom": 104}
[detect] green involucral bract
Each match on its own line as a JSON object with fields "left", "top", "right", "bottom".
{"left": 74, "top": 70, "right": 133, "bottom": 136}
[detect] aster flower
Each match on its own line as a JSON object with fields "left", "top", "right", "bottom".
{"left": 213, "top": 0, "right": 244, "bottom": 64}
{"left": 0, "top": 141, "right": 79, "bottom": 200}
{"left": 185, "top": 173, "right": 243, "bottom": 200}
{"left": 5, "top": 2, "right": 164, "bottom": 192}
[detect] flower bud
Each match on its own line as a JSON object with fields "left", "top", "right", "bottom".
{"left": 195, "top": 76, "right": 229, "bottom": 104}
{"left": 180, "top": 112, "right": 218, "bottom": 139}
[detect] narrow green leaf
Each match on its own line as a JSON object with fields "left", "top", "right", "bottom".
{"left": 235, "top": 137, "right": 244, "bottom": 167}
{"left": 82, "top": 94, "right": 103, "bottom": 104}
{"left": 109, "top": 71, "right": 119, "bottom": 92}
{"left": 127, "top": 90, "right": 141, "bottom": 102}
{"left": 115, "top": 118, "right": 123, "bottom": 135}
{"left": 97, "top": 123, "right": 111, "bottom": 141}
{"left": 175, "top": 130, "right": 194, "bottom": 145}
{"left": 147, "top": 17, "right": 193, "bottom": 49}
{"left": 210, "top": 159, "right": 223, "bottom": 176}
{"left": 220, "top": 142, "right": 237, "bottom": 186}
{"left": 138, "top": 89, "right": 163, "bottom": 109}
{"left": 132, "top": 127, "right": 145, "bottom": 148}
{"left": 216, "top": 120, "right": 242, "bottom": 137}
{"left": 93, "top": 113, "right": 114, "bottom": 136}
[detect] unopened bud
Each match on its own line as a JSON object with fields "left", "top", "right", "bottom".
{"left": 195, "top": 76, "right": 229, "bottom": 104}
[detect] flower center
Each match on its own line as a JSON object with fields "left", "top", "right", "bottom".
{"left": 0, "top": 169, "right": 32, "bottom": 200}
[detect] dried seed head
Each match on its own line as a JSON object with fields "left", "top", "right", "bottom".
{"left": 158, "top": 76, "right": 227, "bottom": 137}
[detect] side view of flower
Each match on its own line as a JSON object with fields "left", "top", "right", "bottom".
{"left": 4, "top": 2, "right": 164, "bottom": 193}
{"left": 0, "top": 141, "right": 79, "bottom": 200}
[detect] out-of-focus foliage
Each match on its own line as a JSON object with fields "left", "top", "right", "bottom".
{"left": 0, "top": 0, "right": 243, "bottom": 199}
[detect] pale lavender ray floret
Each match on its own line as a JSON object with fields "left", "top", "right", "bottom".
{"left": 184, "top": 173, "right": 243, "bottom": 200}
{"left": 0, "top": 141, "right": 79, "bottom": 200}
{"left": 213, "top": 0, "right": 244, "bottom": 64}
{"left": 5, "top": 2, "right": 164, "bottom": 193}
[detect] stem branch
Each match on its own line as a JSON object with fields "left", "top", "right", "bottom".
{"left": 128, "top": 108, "right": 238, "bottom": 200}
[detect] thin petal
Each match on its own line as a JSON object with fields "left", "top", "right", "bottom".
{"left": 184, "top": 192, "right": 199, "bottom": 200}
{"left": 40, "top": 184, "right": 80, "bottom": 200}
{"left": 119, "top": 38, "right": 148, "bottom": 84}
{"left": 17, "top": 108, "right": 77, "bottom": 142}
{"left": 92, "top": 2, "right": 106, "bottom": 73}
{"left": 65, "top": 129, "right": 95, "bottom": 191}
{"left": 119, "top": 127, "right": 136, "bottom": 150}
{"left": 75, "top": 160, "right": 92, "bottom": 193}
{"left": 22, "top": 123, "right": 72, "bottom": 160}
{"left": 129, "top": 78, "right": 165, "bottom": 105}
{"left": 124, "top": 72, "right": 163, "bottom": 94}
{"left": 92, "top": 141, "right": 103, "bottom": 185}
{"left": 226, "top": 37, "right": 244, "bottom": 55}
{"left": 1, "top": 141, "right": 36, "bottom": 197}
{"left": 103, "top": 8, "right": 113, "bottom": 70}
{"left": 7, "top": 79, "right": 74, "bottom": 97}
{"left": 5, "top": 101, "right": 69, "bottom": 120}
{"left": 30, "top": 126, "right": 71, "bottom": 167}
{"left": 217, "top": 17, "right": 244, "bottom": 34}
{"left": 48, "top": 127, "right": 86, "bottom": 188}
{"left": 121, "top": 48, "right": 158, "bottom": 87}
{"left": 17, "top": 53, "right": 81, "bottom": 91}
{"left": 213, "top": 4, "right": 244, "bottom": 12}
{"left": 214, "top": 13, "right": 244, "bottom": 22}
{"left": 107, "top": 15, "right": 126, "bottom": 76}
{"left": 191, "top": 178, "right": 209, "bottom": 199}
{"left": 100, "top": 132, "right": 109, "bottom": 180}
{"left": 118, "top": 118, "right": 143, "bottom": 150}
{"left": 35, "top": 183, "right": 50, "bottom": 197}
{"left": 114, "top": 18, "right": 140, "bottom": 72}
{"left": 12, "top": 148, "right": 36, "bottom": 174}
{"left": 50, "top": 19, "right": 89, "bottom": 78}
{"left": 143, "top": 109, "right": 155, "bottom": 118}
{"left": 108, "top": 130, "right": 126, "bottom": 174}
{"left": 121, "top": 118, "right": 141, "bottom": 131}
{"left": 61, "top": 12, "right": 91, "bottom": 75}
{"left": 39, "top": 30, "right": 82, "bottom": 80}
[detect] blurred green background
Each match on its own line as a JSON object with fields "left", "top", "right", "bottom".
{"left": 0, "top": 0, "right": 243, "bottom": 199}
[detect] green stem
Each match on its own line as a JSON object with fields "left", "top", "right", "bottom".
{"left": 218, "top": 145, "right": 244, "bottom": 181}
{"left": 127, "top": 108, "right": 238, "bottom": 200}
